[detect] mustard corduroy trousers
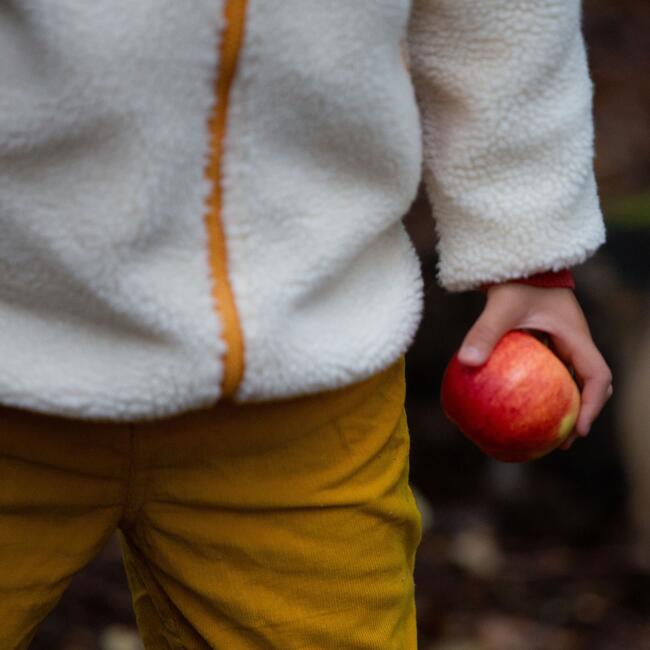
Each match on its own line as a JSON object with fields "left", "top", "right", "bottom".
{"left": 0, "top": 355, "right": 421, "bottom": 649}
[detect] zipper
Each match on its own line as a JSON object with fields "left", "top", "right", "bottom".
{"left": 204, "top": 0, "right": 248, "bottom": 399}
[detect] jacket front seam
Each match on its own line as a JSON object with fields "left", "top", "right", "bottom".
{"left": 204, "top": 0, "right": 248, "bottom": 399}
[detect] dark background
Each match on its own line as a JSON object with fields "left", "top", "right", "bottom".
{"left": 33, "top": 2, "right": 650, "bottom": 648}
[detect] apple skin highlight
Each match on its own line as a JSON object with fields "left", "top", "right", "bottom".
{"left": 441, "top": 330, "right": 581, "bottom": 463}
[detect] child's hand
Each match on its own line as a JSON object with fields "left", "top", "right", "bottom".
{"left": 457, "top": 284, "right": 613, "bottom": 451}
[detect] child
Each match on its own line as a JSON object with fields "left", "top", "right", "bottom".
{"left": 0, "top": 1, "right": 612, "bottom": 647}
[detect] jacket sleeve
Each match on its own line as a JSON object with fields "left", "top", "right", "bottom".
{"left": 406, "top": 0, "right": 606, "bottom": 292}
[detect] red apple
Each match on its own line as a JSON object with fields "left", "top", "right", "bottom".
{"left": 441, "top": 330, "right": 581, "bottom": 463}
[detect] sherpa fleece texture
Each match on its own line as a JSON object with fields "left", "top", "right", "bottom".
{"left": 0, "top": 2, "right": 226, "bottom": 419}
{"left": 0, "top": 0, "right": 605, "bottom": 420}
{"left": 408, "top": 0, "right": 606, "bottom": 291}
{"left": 221, "top": 0, "right": 425, "bottom": 403}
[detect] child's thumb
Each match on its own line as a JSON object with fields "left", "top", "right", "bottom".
{"left": 458, "top": 315, "right": 511, "bottom": 367}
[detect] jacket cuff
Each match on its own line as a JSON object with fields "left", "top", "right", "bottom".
{"left": 479, "top": 269, "right": 575, "bottom": 293}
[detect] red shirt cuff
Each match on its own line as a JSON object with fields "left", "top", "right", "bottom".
{"left": 479, "top": 269, "right": 575, "bottom": 293}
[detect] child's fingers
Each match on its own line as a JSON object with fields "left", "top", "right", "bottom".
{"left": 576, "top": 369, "right": 613, "bottom": 436}
{"left": 549, "top": 331, "right": 613, "bottom": 437}
{"left": 560, "top": 432, "right": 578, "bottom": 450}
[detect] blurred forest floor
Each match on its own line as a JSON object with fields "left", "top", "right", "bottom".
{"left": 33, "top": 1, "right": 649, "bottom": 648}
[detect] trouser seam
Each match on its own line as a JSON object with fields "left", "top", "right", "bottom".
{"left": 120, "top": 423, "right": 138, "bottom": 529}
{"left": 120, "top": 532, "right": 187, "bottom": 650}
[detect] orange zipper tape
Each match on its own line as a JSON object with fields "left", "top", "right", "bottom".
{"left": 204, "top": 0, "right": 248, "bottom": 398}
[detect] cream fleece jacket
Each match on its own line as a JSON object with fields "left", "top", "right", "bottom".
{"left": 0, "top": 0, "right": 605, "bottom": 420}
